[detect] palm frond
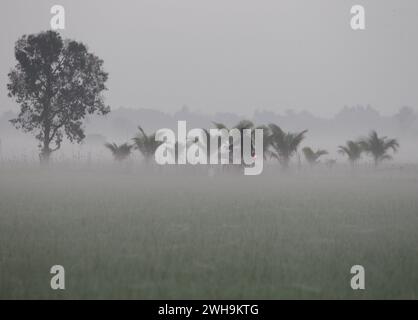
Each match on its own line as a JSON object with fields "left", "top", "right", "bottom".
{"left": 358, "top": 131, "right": 399, "bottom": 165}
{"left": 302, "top": 147, "right": 327, "bottom": 165}
{"left": 212, "top": 122, "right": 228, "bottom": 130}
{"left": 133, "top": 126, "right": 162, "bottom": 161}
{"left": 105, "top": 142, "right": 132, "bottom": 161}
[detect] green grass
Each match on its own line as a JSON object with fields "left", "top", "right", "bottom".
{"left": 0, "top": 166, "right": 418, "bottom": 299}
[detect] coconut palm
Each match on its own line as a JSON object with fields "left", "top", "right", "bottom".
{"left": 132, "top": 126, "right": 163, "bottom": 163}
{"left": 268, "top": 124, "right": 307, "bottom": 169}
{"left": 213, "top": 120, "right": 254, "bottom": 132}
{"left": 212, "top": 120, "right": 254, "bottom": 164}
{"left": 178, "top": 129, "right": 210, "bottom": 164}
{"left": 253, "top": 125, "right": 274, "bottom": 160}
{"left": 104, "top": 142, "right": 132, "bottom": 161}
{"left": 302, "top": 147, "right": 328, "bottom": 166}
{"left": 338, "top": 140, "right": 363, "bottom": 167}
{"left": 359, "top": 131, "right": 399, "bottom": 167}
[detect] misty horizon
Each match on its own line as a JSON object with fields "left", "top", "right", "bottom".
{"left": 1, "top": 103, "right": 417, "bottom": 163}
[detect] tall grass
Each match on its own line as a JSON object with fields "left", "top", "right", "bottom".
{"left": 0, "top": 166, "right": 417, "bottom": 299}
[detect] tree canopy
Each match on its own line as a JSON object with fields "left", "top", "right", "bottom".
{"left": 359, "top": 131, "right": 399, "bottom": 166}
{"left": 7, "top": 30, "right": 110, "bottom": 162}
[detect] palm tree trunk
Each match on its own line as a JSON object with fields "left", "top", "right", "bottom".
{"left": 281, "top": 157, "right": 290, "bottom": 170}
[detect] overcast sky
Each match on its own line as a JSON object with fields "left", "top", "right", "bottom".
{"left": 0, "top": 0, "right": 417, "bottom": 117}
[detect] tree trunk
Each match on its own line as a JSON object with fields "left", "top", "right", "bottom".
{"left": 281, "top": 157, "right": 290, "bottom": 170}
{"left": 41, "top": 81, "right": 52, "bottom": 165}
{"left": 40, "top": 140, "right": 51, "bottom": 165}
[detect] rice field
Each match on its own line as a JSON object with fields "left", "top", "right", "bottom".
{"left": 0, "top": 164, "right": 417, "bottom": 299}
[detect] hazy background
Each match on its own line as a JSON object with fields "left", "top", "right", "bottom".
{"left": 1, "top": 0, "right": 418, "bottom": 116}
{"left": 0, "top": 0, "right": 417, "bottom": 162}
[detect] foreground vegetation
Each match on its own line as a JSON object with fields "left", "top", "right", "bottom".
{"left": 0, "top": 166, "right": 417, "bottom": 299}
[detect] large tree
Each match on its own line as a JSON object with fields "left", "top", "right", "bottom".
{"left": 7, "top": 31, "right": 110, "bottom": 163}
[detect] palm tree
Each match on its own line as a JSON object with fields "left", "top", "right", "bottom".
{"left": 253, "top": 125, "right": 274, "bottom": 160}
{"left": 175, "top": 129, "right": 210, "bottom": 165}
{"left": 213, "top": 120, "right": 254, "bottom": 132}
{"left": 268, "top": 124, "right": 307, "bottom": 169}
{"left": 359, "top": 131, "right": 399, "bottom": 167}
{"left": 302, "top": 147, "right": 328, "bottom": 166}
{"left": 338, "top": 140, "right": 363, "bottom": 167}
{"left": 132, "top": 126, "right": 163, "bottom": 163}
{"left": 212, "top": 120, "right": 254, "bottom": 164}
{"left": 104, "top": 142, "right": 132, "bottom": 161}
